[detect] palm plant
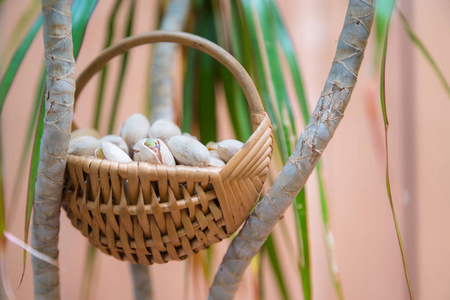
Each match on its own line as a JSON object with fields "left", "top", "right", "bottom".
{"left": 0, "top": 0, "right": 449, "bottom": 299}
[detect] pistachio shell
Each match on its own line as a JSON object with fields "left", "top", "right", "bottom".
{"left": 119, "top": 113, "right": 150, "bottom": 152}
{"left": 206, "top": 141, "right": 218, "bottom": 151}
{"left": 99, "top": 142, "right": 132, "bottom": 163}
{"left": 99, "top": 135, "right": 129, "bottom": 154}
{"left": 148, "top": 120, "right": 181, "bottom": 143}
{"left": 70, "top": 128, "right": 100, "bottom": 140}
{"left": 217, "top": 139, "right": 244, "bottom": 163}
{"left": 68, "top": 136, "right": 101, "bottom": 156}
{"left": 209, "top": 156, "right": 225, "bottom": 167}
{"left": 133, "top": 138, "right": 175, "bottom": 166}
{"left": 182, "top": 132, "right": 198, "bottom": 141}
{"left": 167, "top": 136, "right": 210, "bottom": 167}
{"left": 94, "top": 147, "right": 105, "bottom": 159}
{"left": 209, "top": 150, "right": 221, "bottom": 160}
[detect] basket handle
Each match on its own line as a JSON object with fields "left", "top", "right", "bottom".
{"left": 75, "top": 31, "right": 266, "bottom": 127}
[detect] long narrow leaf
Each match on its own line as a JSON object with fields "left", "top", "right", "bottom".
{"left": 397, "top": 9, "right": 450, "bottom": 98}
{"left": 9, "top": 68, "right": 45, "bottom": 224}
{"left": 0, "top": 132, "right": 4, "bottom": 249}
{"left": 193, "top": 1, "right": 217, "bottom": 144}
{"left": 0, "top": 0, "right": 40, "bottom": 74}
{"left": 316, "top": 163, "right": 344, "bottom": 299}
{"left": 80, "top": 244, "right": 97, "bottom": 300}
{"left": 182, "top": 47, "right": 197, "bottom": 133}
{"left": 379, "top": 1, "right": 414, "bottom": 298}
{"left": 213, "top": 2, "right": 252, "bottom": 141}
{"left": 0, "top": 15, "right": 42, "bottom": 114}
{"left": 107, "top": 0, "right": 136, "bottom": 134}
{"left": 93, "top": 0, "right": 123, "bottom": 130}
{"left": 240, "top": 1, "right": 314, "bottom": 298}
{"left": 265, "top": 234, "right": 290, "bottom": 300}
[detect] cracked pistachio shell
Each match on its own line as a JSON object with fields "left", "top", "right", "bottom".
{"left": 209, "top": 156, "right": 225, "bottom": 167}
{"left": 133, "top": 138, "right": 175, "bottom": 166}
{"left": 70, "top": 128, "right": 100, "bottom": 140}
{"left": 148, "top": 120, "right": 181, "bottom": 143}
{"left": 167, "top": 136, "right": 210, "bottom": 167}
{"left": 99, "top": 135, "right": 129, "bottom": 154}
{"left": 217, "top": 139, "right": 244, "bottom": 163}
{"left": 68, "top": 136, "right": 101, "bottom": 156}
{"left": 206, "top": 141, "right": 218, "bottom": 151}
{"left": 119, "top": 113, "right": 150, "bottom": 151}
{"left": 97, "top": 142, "right": 132, "bottom": 163}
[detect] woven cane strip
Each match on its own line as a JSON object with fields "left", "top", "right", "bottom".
{"left": 238, "top": 136, "right": 273, "bottom": 180}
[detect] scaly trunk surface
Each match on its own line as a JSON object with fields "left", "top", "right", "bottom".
{"left": 30, "top": 0, "right": 75, "bottom": 299}
{"left": 130, "top": 264, "right": 153, "bottom": 300}
{"left": 209, "top": 0, "right": 375, "bottom": 299}
{"left": 150, "top": 0, "right": 191, "bottom": 122}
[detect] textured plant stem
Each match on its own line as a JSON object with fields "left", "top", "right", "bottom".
{"left": 209, "top": 0, "right": 375, "bottom": 299}
{"left": 127, "top": 1, "right": 191, "bottom": 298}
{"left": 130, "top": 264, "right": 153, "bottom": 300}
{"left": 150, "top": 0, "right": 191, "bottom": 122}
{"left": 30, "top": 1, "right": 75, "bottom": 299}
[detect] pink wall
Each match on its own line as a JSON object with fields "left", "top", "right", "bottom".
{"left": 1, "top": 0, "right": 450, "bottom": 299}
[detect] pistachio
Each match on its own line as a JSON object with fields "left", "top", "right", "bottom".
{"left": 68, "top": 136, "right": 101, "bottom": 156}
{"left": 119, "top": 113, "right": 150, "bottom": 152}
{"left": 182, "top": 132, "right": 198, "bottom": 141}
{"left": 211, "top": 149, "right": 222, "bottom": 160}
{"left": 217, "top": 139, "right": 244, "bottom": 163}
{"left": 209, "top": 156, "right": 225, "bottom": 167}
{"left": 97, "top": 142, "right": 132, "bottom": 163}
{"left": 99, "top": 135, "right": 129, "bottom": 154}
{"left": 206, "top": 141, "right": 218, "bottom": 151}
{"left": 133, "top": 138, "right": 175, "bottom": 166}
{"left": 148, "top": 120, "right": 181, "bottom": 143}
{"left": 70, "top": 128, "right": 100, "bottom": 140}
{"left": 167, "top": 136, "right": 210, "bottom": 167}
{"left": 94, "top": 147, "right": 105, "bottom": 159}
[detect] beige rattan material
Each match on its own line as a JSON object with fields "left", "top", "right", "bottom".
{"left": 62, "top": 31, "right": 273, "bottom": 264}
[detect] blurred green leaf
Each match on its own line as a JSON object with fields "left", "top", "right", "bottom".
{"left": 397, "top": 9, "right": 450, "bottom": 98}
{"left": 292, "top": 189, "right": 311, "bottom": 299}
{"left": 182, "top": 47, "right": 197, "bottom": 133}
{"left": 93, "top": 0, "right": 123, "bottom": 130}
{"left": 0, "top": 15, "right": 42, "bottom": 114}
{"left": 265, "top": 234, "right": 290, "bottom": 300}
{"left": 0, "top": 0, "right": 40, "bottom": 74}
{"left": 212, "top": 1, "right": 252, "bottom": 141}
{"left": 0, "top": 133, "right": 5, "bottom": 250}
{"left": 239, "top": 1, "right": 314, "bottom": 298}
{"left": 379, "top": 1, "right": 413, "bottom": 298}
{"left": 107, "top": 0, "right": 136, "bottom": 134}
{"left": 80, "top": 244, "right": 97, "bottom": 300}
{"left": 192, "top": 1, "right": 217, "bottom": 144}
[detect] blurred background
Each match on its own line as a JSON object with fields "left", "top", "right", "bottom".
{"left": 1, "top": 0, "right": 450, "bottom": 299}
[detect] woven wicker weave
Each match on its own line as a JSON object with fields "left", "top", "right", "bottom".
{"left": 62, "top": 31, "right": 273, "bottom": 265}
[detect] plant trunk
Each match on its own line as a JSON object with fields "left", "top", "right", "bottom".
{"left": 30, "top": 0, "right": 75, "bottom": 299}
{"left": 130, "top": 264, "right": 153, "bottom": 300}
{"left": 150, "top": 0, "right": 191, "bottom": 122}
{"left": 208, "top": 0, "right": 375, "bottom": 299}
{"left": 127, "top": 1, "right": 192, "bottom": 299}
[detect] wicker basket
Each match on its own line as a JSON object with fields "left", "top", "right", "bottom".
{"left": 62, "top": 31, "right": 273, "bottom": 265}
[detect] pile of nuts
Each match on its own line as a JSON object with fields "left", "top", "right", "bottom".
{"left": 68, "top": 113, "right": 244, "bottom": 167}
